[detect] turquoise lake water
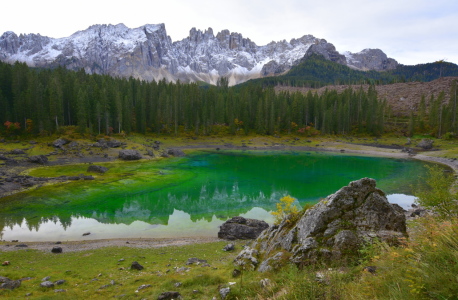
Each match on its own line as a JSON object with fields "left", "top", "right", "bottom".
{"left": 0, "top": 150, "right": 433, "bottom": 241}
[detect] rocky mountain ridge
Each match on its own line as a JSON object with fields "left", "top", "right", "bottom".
{"left": 0, "top": 23, "right": 398, "bottom": 85}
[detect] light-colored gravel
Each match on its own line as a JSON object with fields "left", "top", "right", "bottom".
{"left": 0, "top": 237, "right": 222, "bottom": 252}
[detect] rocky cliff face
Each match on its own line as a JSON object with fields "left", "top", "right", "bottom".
{"left": 0, "top": 24, "right": 398, "bottom": 85}
{"left": 343, "top": 48, "right": 398, "bottom": 71}
{"left": 234, "top": 178, "right": 407, "bottom": 270}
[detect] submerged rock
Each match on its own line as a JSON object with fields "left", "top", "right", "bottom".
{"left": 166, "top": 149, "right": 186, "bottom": 157}
{"left": 244, "top": 178, "right": 407, "bottom": 269}
{"left": 218, "top": 216, "right": 269, "bottom": 240}
{"left": 87, "top": 165, "right": 108, "bottom": 173}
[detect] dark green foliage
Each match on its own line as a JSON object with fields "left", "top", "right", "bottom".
{"left": 0, "top": 60, "right": 415, "bottom": 137}
{"left": 239, "top": 54, "right": 458, "bottom": 89}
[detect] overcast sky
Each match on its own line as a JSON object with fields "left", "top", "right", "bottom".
{"left": 2, "top": 0, "right": 457, "bottom": 65}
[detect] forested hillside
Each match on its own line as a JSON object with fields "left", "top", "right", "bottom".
{"left": 0, "top": 61, "right": 456, "bottom": 138}
{"left": 239, "top": 54, "right": 458, "bottom": 88}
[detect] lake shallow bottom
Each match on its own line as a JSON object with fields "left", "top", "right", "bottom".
{"left": 0, "top": 150, "right": 432, "bottom": 241}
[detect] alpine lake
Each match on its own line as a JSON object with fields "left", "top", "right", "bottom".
{"left": 0, "top": 150, "right": 439, "bottom": 241}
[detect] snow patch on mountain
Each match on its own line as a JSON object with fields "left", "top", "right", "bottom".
{"left": 0, "top": 23, "right": 398, "bottom": 85}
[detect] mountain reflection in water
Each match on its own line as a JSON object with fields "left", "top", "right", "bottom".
{"left": 0, "top": 151, "right": 436, "bottom": 241}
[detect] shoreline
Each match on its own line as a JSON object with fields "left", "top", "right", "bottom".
{"left": 0, "top": 236, "right": 223, "bottom": 252}
{"left": 1, "top": 140, "right": 457, "bottom": 249}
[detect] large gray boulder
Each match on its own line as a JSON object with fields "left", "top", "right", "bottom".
{"left": 244, "top": 178, "right": 407, "bottom": 269}
{"left": 118, "top": 150, "right": 142, "bottom": 160}
{"left": 218, "top": 216, "right": 269, "bottom": 240}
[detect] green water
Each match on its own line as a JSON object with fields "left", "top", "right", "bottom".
{"left": 0, "top": 150, "right": 434, "bottom": 241}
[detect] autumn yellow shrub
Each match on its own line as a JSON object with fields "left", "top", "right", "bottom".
{"left": 271, "top": 195, "right": 300, "bottom": 225}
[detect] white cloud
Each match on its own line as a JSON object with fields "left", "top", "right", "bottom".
{"left": 1, "top": 0, "right": 457, "bottom": 65}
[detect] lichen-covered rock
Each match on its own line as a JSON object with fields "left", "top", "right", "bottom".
{"left": 233, "top": 246, "right": 259, "bottom": 270}
{"left": 118, "top": 150, "right": 142, "bottom": 160}
{"left": 0, "top": 279, "right": 21, "bottom": 290}
{"left": 250, "top": 178, "right": 407, "bottom": 268}
{"left": 218, "top": 216, "right": 269, "bottom": 240}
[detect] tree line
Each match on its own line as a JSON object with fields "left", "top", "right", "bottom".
{"left": 0, "top": 61, "right": 455, "bottom": 138}
{"left": 239, "top": 54, "right": 458, "bottom": 89}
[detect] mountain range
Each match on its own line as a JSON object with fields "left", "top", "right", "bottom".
{"left": 0, "top": 23, "right": 399, "bottom": 86}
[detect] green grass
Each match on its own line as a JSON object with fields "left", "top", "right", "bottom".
{"left": 2, "top": 217, "right": 457, "bottom": 299}
{"left": 0, "top": 241, "right": 240, "bottom": 299}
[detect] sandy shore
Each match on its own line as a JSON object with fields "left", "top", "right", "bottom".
{"left": 0, "top": 237, "right": 223, "bottom": 252}
{"left": 317, "top": 143, "right": 458, "bottom": 172}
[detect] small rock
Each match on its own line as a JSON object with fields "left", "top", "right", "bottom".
{"left": 42, "top": 276, "right": 51, "bottom": 282}
{"left": 28, "top": 155, "right": 48, "bottom": 164}
{"left": 55, "top": 279, "right": 66, "bottom": 285}
{"left": 223, "top": 243, "right": 235, "bottom": 251}
{"left": 157, "top": 291, "right": 181, "bottom": 300}
{"left": 186, "top": 257, "right": 207, "bottom": 265}
{"left": 174, "top": 282, "right": 182, "bottom": 287}
{"left": 363, "top": 266, "right": 377, "bottom": 274}
{"left": 131, "top": 261, "right": 144, "bottom": 270}
{"left": 40, "top": 281, "right": 55, "bottom": 288}
{"left": 135, "top": 284, "right": 152, "bottom": 292}
{"left": 232, "top": 269, "right": 241, "bottom": 278}
{"left": 99, "top": 284, "right": 111, "bottom": 289}
{"left": 417, "top": 139, "right": 433, "bottom": 150}
{"left": 15, "top": 244, "right": 28, "bottom": 248}
{"left": 53, "top": 138, "right": 70, "bottom": 148}
{"left": 55, "top": 241, "right": 62, "bottom": 244}
{"left": 51, "top": 246, "right": 63, "bottom": 253}
{"left": 175, "top": 267, "right": 189, "bottom": 273}
{"left": 10, "top": 149, "right": 25, "bottom": 155}
{"left": 54, "top": 289, "right": 66, "bottom": 293}
{"left": 82, "top": 232, "right": 91, "bottom": 236}
{"left": 118, "top": 258, "right": 125, "bottom": 262}
{"left": 260, "top": 278, "right": 271, "bottom": 288}
{"left": 2, "top": 261, "right": 10, "bottom": 266}
{"left": 219, "top": 287, "right": 230, "bottom": 300}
